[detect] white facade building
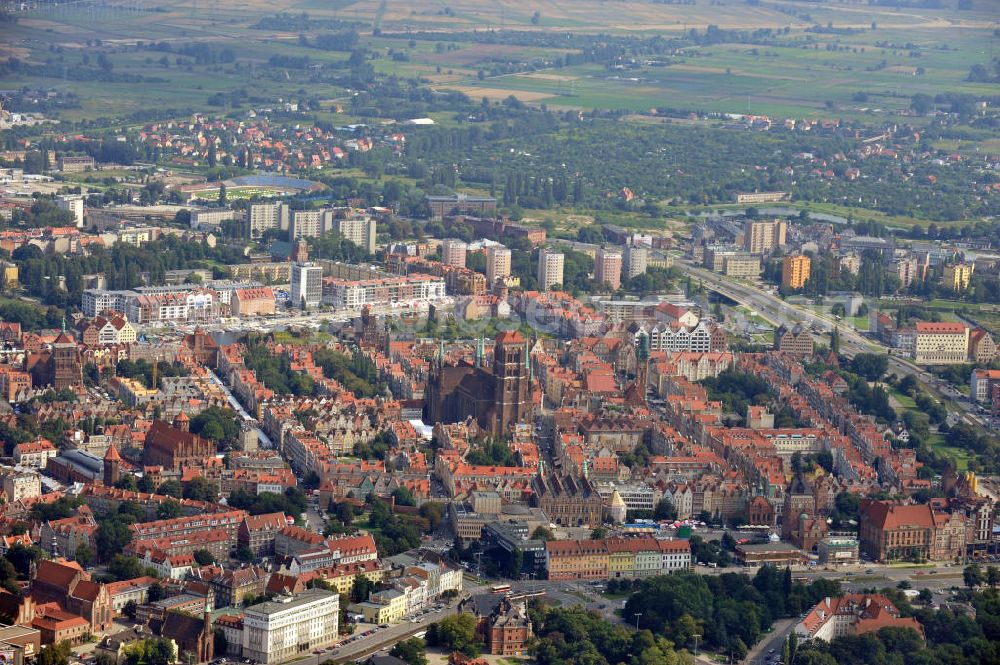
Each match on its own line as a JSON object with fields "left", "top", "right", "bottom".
{"left": 190, "top": 208, "right": 239, "bottom": 231}
{"left": 56, "top": 194, "right": 84, "bottom": 228}
{"left": 623, "top": 244, "right": 648, "bottom": 280}
{"left": 486, "top": 246, "right": 512, "bottom": 285}
{"left": 336, "top": 217, "right": 377, "bottom": 253}
{"left": 247, "top": 202, "right": 291, "bottom": 239}
{"left": 537, "top": 249, "right": 565, "bottom": 291}
{"left": 242, "top": 589, "right": 339, "bottom": 665}
{"left": 322, "top": 274, "right": 446, "bottom": 310}
{"left": 290, "top": 263, "right": 323, "bottom": 309}
{"left": 633, "top": 322, "right": 713, "bottom": 353}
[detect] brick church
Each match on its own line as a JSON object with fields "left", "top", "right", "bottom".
{"left": 424, "top": 330, "right": 533, "bottom": 436}
{"left": 144, "top": 413, "right": 216, "bottom": 469}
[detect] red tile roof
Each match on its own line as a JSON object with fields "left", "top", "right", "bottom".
{"left": 915, "top": 322, "right": 966, "bottom": 334}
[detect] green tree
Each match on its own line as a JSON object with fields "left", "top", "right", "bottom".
{"left": 391, "top": 486, "right": 416, "bottom": 507}
{"left": 117, "top": 500, "right": 146, "bottom": 523}
{"left": 849, "top": 353, "right": 889, "bottom": 382}
{"left": 157, "top": 499, "right": 183, "bottom": 520}
{"left": 124, "top": 638, "right": 175, "bottom": 665}
{"left": 390, "top": 638, "right": 427, "bottom": 665}
{"left": 107, "top": 554, "right": 144, "bottom": 580}
{"left": 6, "top": 543, "right": 42, "bottom": 578}
{"left": 148, "top": 582, "right": 165, "bottom": 602}
{"left": 333, "top": 501, "right": 355, "bottom": 526}
{"left": 38, "top": 640, "right": 71, "bottom": 665}
{"left": 987, "top": 566, "right": 999, "bottom": 588}
{"left": 115, "top": 475, "right": 139, "bottom": 492}
{"left": 193, "top": 549, "right": 215, "bottom": 566}
{"left": 732, "top": 637, "right": 748, "bottom": 661}
{"left": 654, "top": 497, "right": 678, "bottom": 521}
{"left": 74, "top": 543, "right": 95, "bottom": 567}
{"left": 183, "top": 476, "right": 218, "bottom": 502}
{"left": 964, "top": 564, "right": 984, "bottom": 588}
{"left": 425, "top": 613, "right": 481, "bottom": 657}
{"left": 351, "top": 574, "right": 376, "bottom": 603}
{"left": 531, "top": 526, "right": 555, "bottom": 541}
{"left": 156, "top": 480, "right": 183, "bottom": 497}
{"left": 418, "top": 502, "right": 444, "bottom": 532}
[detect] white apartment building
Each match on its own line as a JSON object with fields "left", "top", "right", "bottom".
{"left": 335, "top": 217, "right": 377, "bottom": 253}
{"left": 56, "top": 194, "right": 84, "bottom": 228}
{"left": 913, "top": 322, "right": 969, "bottom": 365}
{"left": 486, "top": 246, "right": 512, "bottom": 285}
{"left": 593, "top": 482, "right": 658, "bottom": 513}
{"left": 322, "top": 274, "right": 446, "bottom": 310}
{"left": 537, "top": 249, "right": 564, "bottom": 291}
{"left": 633, "top": 322, "right": 713, "bottom": 353}
{"left": 126, "top": 290, "right": 217, "bottom": 324}
{"left": 247, "top": 202, "right": 291, "bottom": 239}
{"left": 290, "top": 209, "right": 333, "bottom": 240}
{"left": 242, "top": 589, "right": 339, "bottom": 665}
{"left": 12, "top": 440, "right": 57, "bottom": 469}
{"left": 290, "top": 263, "right": 323, "bottom": 309}
{"left": 190, "top": 208, "right": 239, "bottom": 231}
{"left": 82, "top": 289, "right": 133, "bottom": 317}
{"left": 623, "top": 244, "right": 648, "bottom": 280}
{"left": 94, "top": 316, "right": 138, "bottom": 345}
{"left": 1, "top": 468, "right": 41, "bottom": 503}
{"left": 658, "top": 540, "right": 692, "bottom": 572}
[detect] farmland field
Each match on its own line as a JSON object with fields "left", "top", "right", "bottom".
{"left": 1, "top": 0, "right": 996, "bottom": 123}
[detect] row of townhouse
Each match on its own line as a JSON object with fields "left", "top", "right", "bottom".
{"left": 545, "top": 537, "right": 691, "bottom": 580}
{"left": 354, "top": 560, "right": 463, "bottom": 625}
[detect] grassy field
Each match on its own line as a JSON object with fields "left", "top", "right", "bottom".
{"left": 658, "top": 200, "right": 973, "bottom": 232}
{"left": 881, "top": 299, "right": 999, "bottom": 336}
{"left": 847, "top": 315, "right": 869, "bottom": 332}
{"left": 927, "top": 433, "right": 973, "bottom": 473}
{"left": 2, "top": 0, "right": 995, "bottom": 126}
{"left": 889, "top": 389, "right": 917, "bottom": 411}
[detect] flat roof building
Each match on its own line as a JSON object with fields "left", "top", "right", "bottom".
{"left": 242, "top": 589, "right": 339, "bottom": 665}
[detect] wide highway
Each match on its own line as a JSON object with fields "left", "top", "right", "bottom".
{"left": 677, "top": 258, "right": 986, "bottom": 432}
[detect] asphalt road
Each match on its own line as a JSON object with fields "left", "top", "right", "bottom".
{"left": 678, "top": 259, "right": 987, "bottom": 433}
{"left": 288, "top": 584, "right": 490, "bottom": 665}
{"left": 746, "top": 618, "right": 796, "bottom": 665}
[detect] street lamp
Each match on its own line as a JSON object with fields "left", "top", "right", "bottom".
{"left": 634, "top": 613, "right": 642, "bottom": 631}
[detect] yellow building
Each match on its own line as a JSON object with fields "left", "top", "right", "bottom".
{"left": 941, "top": 263, "right": 974, "bottom": 291}
{"left": 321, "top": 563, "right": 384, "bottom": 595}
{"left": 606, "top": 542, "right": 637, "bottom": 578}
{"left": 114, "top": 377, "right": 158, "bottom": 406}
{"left": 546, "top": 537, "right": 690, "bottom": 580}
{"left": 782, "top": 254, "right": 811, "bottom": 290}
{"left": 360, "top": 588, "right": 407, "bottom": 625}
{"left": 1, "top": 262, "right": 18, "bottom": 288}
{"left": 545, "top": 539, "right": 610, "bottom": 580}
